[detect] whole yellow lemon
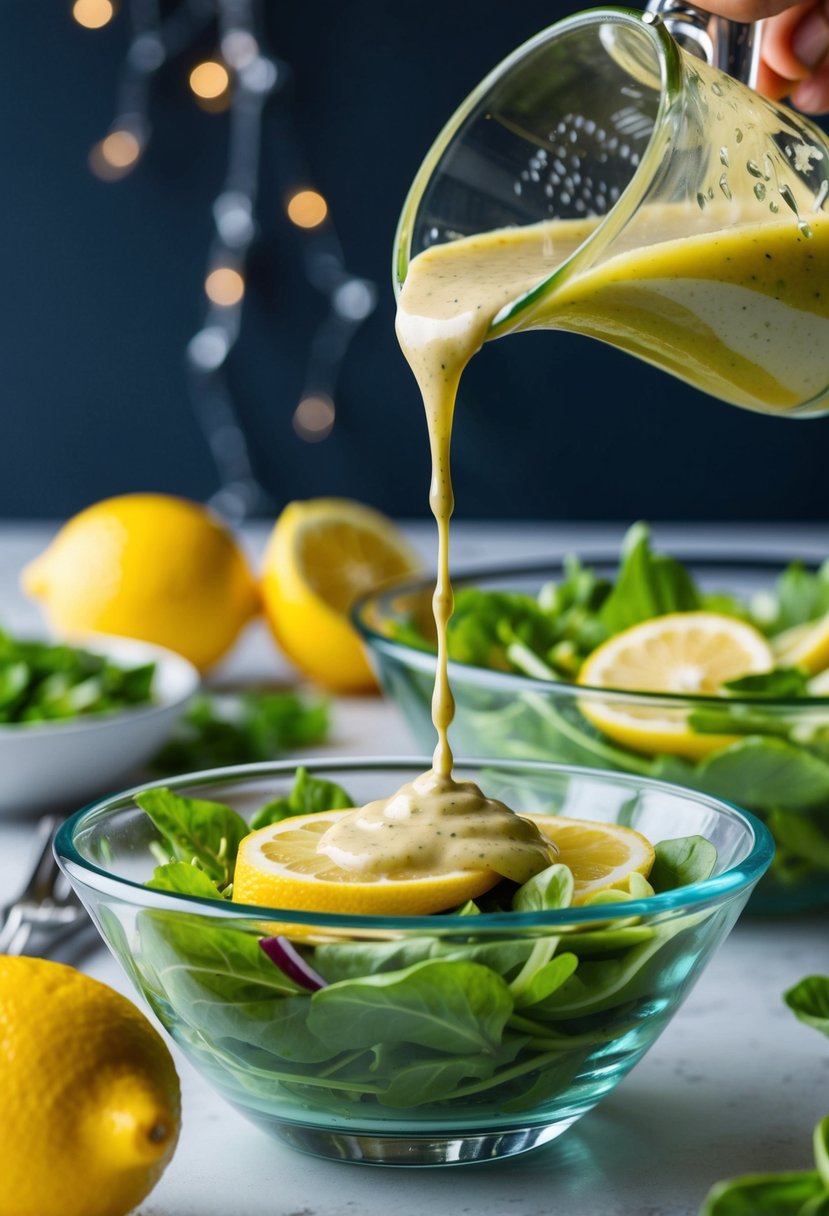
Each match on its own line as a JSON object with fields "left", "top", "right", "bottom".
{"left": 0, "top": 956, "right": 181, "bottom": 1216}
{"left": 22, "top": 493, "right": 260, "bottom": 671}
{"left": 260, "top": 498, "right": 420, "bottom": 692}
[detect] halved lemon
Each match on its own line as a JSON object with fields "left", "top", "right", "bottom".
{"left": 524, "top": 814, "right": 655, "bottom": 904}
{"left": 577, "top": 611, "right": 774, "bottom": 760}
{"left": 261, "top": 498, "right": 421, "bottom": 692}
{"left": 232, "top": 810, "right": 501, "bottom": 916}
{"left": 772, "top": 613, "right": 829, "bottom": 675}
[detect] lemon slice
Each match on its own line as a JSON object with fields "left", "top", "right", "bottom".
{"left": 261, "top": 498, "right": 421, "bottom": 692}
{"left": 524, "top": 814, "right": 655, "bottom": 904}
{"left": 577, "top": 611, "right": 774, "bottom": 760}
{"left": 772, "top": 614, "right": 829, "bottom": 675}
{"left": 232, "top": 810, "right": 500, "bottom": 916}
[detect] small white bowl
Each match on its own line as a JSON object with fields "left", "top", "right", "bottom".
{"left": 0, "top": 635, "right": 200, "bottom": 816}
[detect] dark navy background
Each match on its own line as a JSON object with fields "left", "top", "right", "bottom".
{"left": 1, "top": 2, "right": 827, "bottom": 521}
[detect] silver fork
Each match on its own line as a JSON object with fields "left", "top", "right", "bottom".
{"left": 0, "top": 816, "right": 94, "bottom": 957}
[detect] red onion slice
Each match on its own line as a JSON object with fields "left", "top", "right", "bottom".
{"left": 259, "top": 935, "right": 327, "bottom": 991}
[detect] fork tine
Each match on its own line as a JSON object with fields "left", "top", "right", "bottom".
{"left": 0, "top": 815, "right": 90, "bottom": 958}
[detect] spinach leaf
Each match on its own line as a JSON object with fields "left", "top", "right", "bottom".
{"left": 599, "top": 522, "right": 701, "bottom": 634}
{"left": 249, "top": 766, "right": 355, "bottom": 829}
{"left": 136, "top": 787, "right": 249, "bottom": 889}
{"left": 723, "top": 668, "right": 811, "bottom": 698}
{"left": 769, "top": 810, "right": 829, "bottom": 870}
{"left": 512, "top": 952, "right": 578, "bottom": 1009}
{"left": 700, "top": 1172, "right": 826, "bottom": 1214}
{"left": 137, "top": 911, "right": 337, "bottom": 1063}
{"left": 147, "top": 861, "right": 227, "bottom": 899}
{"left": 307, "top": 958, "right": 513, "bottom": 1054}
{"left": 784, "top": 976, "right": 829, "bottom": 1037}
{"left": 650, "top": 836, "right": 718, "bottom": 892}
{"left": 513, "top": 863, "right": 575, "bottom": 912}
{"left": 694, "top": 738, "right": 829, "bottom": 813}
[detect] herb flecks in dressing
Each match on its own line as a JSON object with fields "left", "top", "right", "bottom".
{"left": 316, "top": 769, "right": 556, "bottom": 882}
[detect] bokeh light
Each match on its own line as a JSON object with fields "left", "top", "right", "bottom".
{"left": 72, "top": 0, "right": 114, "bottom": 29}
{"left": 88, "top": 130, "right": 141, "bottom": 181}
{"left": 286, "top": 190, "right": 328, "bottom": 229}
{"left": 189, "top": 61, "right": 230, "bottom": 109}
{"left": 205, "top": 267, "right": 245, "bottom": 307}
{"left": 293, "top": 394, "right": 335, "bottom": 442}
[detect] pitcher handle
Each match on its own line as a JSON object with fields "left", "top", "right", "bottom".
{"left": 643, "top": 0, "right": 761, "bottom": 86}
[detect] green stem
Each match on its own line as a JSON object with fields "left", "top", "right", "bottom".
{"left": 508, "top": 937, "right": 558, "bottom": 1001}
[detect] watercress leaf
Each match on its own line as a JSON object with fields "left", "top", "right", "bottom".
{"left": 513, "top": 863, "right": 575, "bottom": 912}
{"left": 649, "top": 836, "right": 718, "bottom": 892}
{"left": 723, "top": 668, "right": 810, "bottom": 698}
{"left": 249, "top": 766, "right": 355, "bottom": 829}
{"left": 784, "top": 975, "right": 829, "bottom": 1037}
{"left": 513, "top": 952, "right": 579, "bottom": 1009}
{"left": 136, "top": 787, "right": 249, "bottom": 888}
{"left": 147, "top": 861, "right": 226, "bottom": 899}
{"left": 699, "top": 1171, "right": 825, "bottom": 1215}
{"left": 599, "top": 522, "right": 701, "bottom": 634}
{"left": 307, "top": 958, "right": 513, "bottom": 1055}
{"left": 694, "top": 738, "right": 829, "bottom": 812}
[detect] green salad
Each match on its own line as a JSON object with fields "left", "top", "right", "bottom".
{"left": 387, "top": 524, "right": 829, "bottom": 904}
{"left": 126, "top": 770, "right": 720, "bottom": 1117}
{"left": 0, "top": 630, "right": 156, "bottom": 723}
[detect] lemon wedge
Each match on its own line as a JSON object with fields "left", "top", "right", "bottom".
{"left": 577, "top": 611, "right": 774, "bottom": 759}
{"left": 261, "top": 498, "right": 421, "bottom": 692}
{"left": 772, "top": 613, "right": 829, "bottom": 675}
{"left": 525, "top": 814, "right": 655, "bottom": 904}
{"left": 232, "top": 809, "right": 500, "bottom": 916}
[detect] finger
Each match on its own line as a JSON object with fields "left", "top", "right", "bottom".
{"left": 755, "top": 57, "right": 799, "bottom": 97}
{"left": 762, "top": 0, "right": 829, "bottom": 81}
{"left": 694, "top": 0, "right": 802, "bottom": 21}
{"left": 790, "top": 57, "right": 829, "bottom": 109}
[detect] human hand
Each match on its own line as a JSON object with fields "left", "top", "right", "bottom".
{"left": 701, "top": 0, "right": 829, "bottom": 112}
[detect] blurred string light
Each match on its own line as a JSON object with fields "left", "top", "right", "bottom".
{"left": 79, "top": 0, "right": 377, "bottom": 521}
{"left": 72, "top": 0, "right": 116, "bottom": 29}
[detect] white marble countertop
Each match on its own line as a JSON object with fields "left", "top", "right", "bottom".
{"left": 1, "top": 521, "right": 828, "bottom": 1216}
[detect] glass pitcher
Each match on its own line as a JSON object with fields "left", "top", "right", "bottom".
{"left": 394, "top": 8, "right": 829, "bottom": 417}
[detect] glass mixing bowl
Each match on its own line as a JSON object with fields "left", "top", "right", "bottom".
{"left": 354, "top": 556, "right": 829, "bottom": 915}
{"left": 55, "top": 757, "right": 771, "bottom": 1166}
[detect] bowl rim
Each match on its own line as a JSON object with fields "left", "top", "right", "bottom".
{"left": 0, "top": 633, "right": 200, "bottom": 738}
{"left": 352, "top": 552, "right": 829, "bottom": 709}
{"left": 54, "top": 755, "right": 775, "bottom": 931}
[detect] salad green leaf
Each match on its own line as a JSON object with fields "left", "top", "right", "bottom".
{"left": 784, "top": 976, "right": 829, "bottom": 1037}
{"left": 249, "top": 766, "right": 355, "bottom": 829}
{"left": 0, "top": 629, "right": 156, "bottom": 723}
{"left": 136, "top": 787, "right": 249, "bottom": 890}
{"left": 599, "top": 522, "right": 702, "bottom": 634}
{"left": 649, "top": 836, "right": 718, "bottom": 892}
{"left": 151, "top": 690, "right": 329, "bottom": 774}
